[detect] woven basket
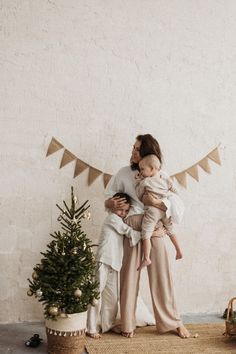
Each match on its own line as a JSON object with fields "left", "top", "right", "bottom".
{"left": 45, "top": 311, "right": 87, "bottom": 354}
{"left": 225, "top": 297, "right": 236, "bottom": 336}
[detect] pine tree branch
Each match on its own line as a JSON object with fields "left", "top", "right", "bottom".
{"left": 56, "top": 203, "right": 72, "bottom": 219}
{"left": 75, "top": 200, "right": 89, "bottom": 214}
{"left": 61, "top": 226, "right": 71, "bottom": 233}
{"left": 59, "top": 215, "right": 71, "bottom": 226}
{"left": 63, "top": 201, "right": 73, "bottom": 218}
{"left": 75, "top": 206, "right": 90, "bottom": 218}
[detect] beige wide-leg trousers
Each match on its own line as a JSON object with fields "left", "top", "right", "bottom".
{"left": 120, "top": 215, "right": 182, "bottom": 333}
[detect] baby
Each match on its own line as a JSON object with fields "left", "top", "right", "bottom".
{"left": 135, "top": 154, "right": 183, "bottom": 269}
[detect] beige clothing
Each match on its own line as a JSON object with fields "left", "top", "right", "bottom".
{"left": 121, "top": 215, "right": 182, "bottom": 333}
{"left": 135, "top": 175, "right": 174, "bottom": 239}
{"left": 135, "top": 174, "right": 173, "bottom": 201}
{"left": 105, "top": 166, "right": 183, "bottom": 334}
{"left": 142, "top": 205, "right": 173, "bottom": 240}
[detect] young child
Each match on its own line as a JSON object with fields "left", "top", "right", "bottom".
{"left": 135, "top": 154, "right": 184, "bottom": 270}
{"left": 86, "top": 192, "right": 140, "bottom": 339}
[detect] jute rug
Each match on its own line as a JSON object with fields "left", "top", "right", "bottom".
{"left": 85, "top": 324, "right": 236, "bottom": 353}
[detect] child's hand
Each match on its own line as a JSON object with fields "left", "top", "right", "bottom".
{"left": 135, "top": 172, "right": 141, "bottom": 180}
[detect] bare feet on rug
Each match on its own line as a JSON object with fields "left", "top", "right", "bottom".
{"left": 121, "top": 331, "right": 134, "bottom": 338}
{"left": 137, "top": 258, "right": 152, "bottom": 270}
{"left": 176, "top": 325, "right": 191, "bottom": 339}
{"left": 86, "top": 332, "right": 101, "bottom": 339}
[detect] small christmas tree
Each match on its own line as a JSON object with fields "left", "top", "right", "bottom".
{"left": 27, "top": 187, "right": 99, "bottom": 320}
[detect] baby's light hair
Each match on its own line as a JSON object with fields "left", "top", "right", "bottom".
{"left": 139, "top": 154, "right": 161, "bottom": 170}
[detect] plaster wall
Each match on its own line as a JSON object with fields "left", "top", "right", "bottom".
{"left": 0, "top": 0, "right": 236, "bottom": 323}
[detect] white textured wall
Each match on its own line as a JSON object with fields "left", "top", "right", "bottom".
{"left": 1, "top": 0, "right": 236, "bottom": 323}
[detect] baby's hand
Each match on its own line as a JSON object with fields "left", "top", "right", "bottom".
{"left": 176, "top": 250, "right": 183, "bottom": 260}
{"left": 135, "top": 172, "right": 141, "bottom": 180}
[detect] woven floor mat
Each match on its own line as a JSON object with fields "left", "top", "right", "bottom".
{"left": 85, "top": 323, "right": 236, "bottom": 353}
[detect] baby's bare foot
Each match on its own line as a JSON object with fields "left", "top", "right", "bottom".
{"left": 137, "top": 259, "right": 152, "bottom": 270}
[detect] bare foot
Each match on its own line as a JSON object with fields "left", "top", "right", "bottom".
{"left": 121, "top": 331, "right": 134, "bottom": 338}
{"left": 176, "top": 250, "right": 183, "bottom": 260}
{"left": 177, "top": 325, "right": 190, "bottom": 339}
{"left": 86, "top": 332, "right": 101, "bottom": 339}
{"left": 137, "top": 259, "right": 152, "bottom": 270}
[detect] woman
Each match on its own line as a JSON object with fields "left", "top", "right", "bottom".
{"left": 105, "top": 134, "right": 190, "bottom": 339}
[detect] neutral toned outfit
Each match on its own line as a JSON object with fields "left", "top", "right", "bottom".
{"left": 87, "top": 212, "right": 140, "bottom": 334}
{"left": 105, "top": 166, "right": 183, "bottom": 333}
{"left": 135, "top": 174, "right": 174, "bottom": 239}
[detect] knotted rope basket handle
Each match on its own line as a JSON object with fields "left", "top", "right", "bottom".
{"left": 226, "top": 297, "right": 236, "bottom": 321}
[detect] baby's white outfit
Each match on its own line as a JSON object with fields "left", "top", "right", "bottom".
{"left": 135, "top": 172, "right": 184, "bottom": 239}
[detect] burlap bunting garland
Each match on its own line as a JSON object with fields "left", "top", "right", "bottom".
{"left": 74, "top": 159, "right": 89, "bottom": 178}
{"left": 46, "top": 137, "right": 112, "bottom": 188}
{"left": 60, "top": 150, "right": 77, "bottom": 168}
{"left": 46, "top": 137, "right": 64, "bottom": 156}
{"left": 170, "top": 147, "right": 221, "bottom": 188}
{"left": 88, "top": 167, "right": 103, "bottom": 186}
{"left": 46, "top": 137, "right": 221, "bottom": 188}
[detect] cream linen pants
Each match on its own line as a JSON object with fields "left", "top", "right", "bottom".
{"left": 120, "top": 215, "right": 182, "bottom": 333}
{"left": 87, "top": 263, "right": 118, "bottom": 334}
{"left": 142, "top": 205, "right": 173, "bottom": 239}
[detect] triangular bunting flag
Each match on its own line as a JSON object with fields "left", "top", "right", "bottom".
{"left": 174, "top": 172, "right": 187, "bottom": 188}
{"left": 186, "top": 164, "right": 199, "bottom": 181}
{"left": 207, "top": 147, "right": 221, "bottom": 165}
{"left": 60, "top": 149, "right": 76, "bottom": 168}
{"left": 46, "top": 137, "right": 221, "bottom": 190}
{"left": 88, "top": 167, "right": 103, "bottom": 186}
{"left": 74, "top": 159, "right": 89, "bottom": 178}
{"left": 198, "top": 157, "right": 211, "bottom": 174}
{"left": 46, "top": 137, "right": 64, "bottom": 157}
{"left": 103, "top": 173, "right": 113, "bottom": 188}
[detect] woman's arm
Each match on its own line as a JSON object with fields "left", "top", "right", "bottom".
{"left": 142, "top": 193, "right": 167, "bottom": 211}
{"left": 104, "top": 168, "right": 127, "bottom": 211}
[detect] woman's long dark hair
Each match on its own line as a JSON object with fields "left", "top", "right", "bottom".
{"left": 131, "top": 134, "right": 162, "bottom": 170}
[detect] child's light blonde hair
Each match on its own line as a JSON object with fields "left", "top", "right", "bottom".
{"left": 139, "top": 154, "right": 161, "bottom": 170}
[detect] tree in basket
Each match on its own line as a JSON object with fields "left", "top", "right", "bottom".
{"left": 27, "top": 187, "right": 99, "bottom": 354}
